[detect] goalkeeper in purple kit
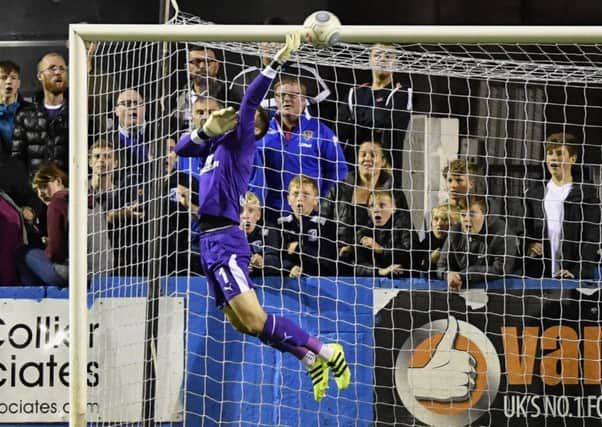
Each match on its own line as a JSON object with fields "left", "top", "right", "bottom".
{"left": 174, "top": 32, "right": 350, "bottom": 402}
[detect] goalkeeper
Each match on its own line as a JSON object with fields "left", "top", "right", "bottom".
{"left": 174, "top": 32, "right": 350, "bottom": 402}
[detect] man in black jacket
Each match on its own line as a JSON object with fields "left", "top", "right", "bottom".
{"left": 12, "top": 53, "right": 68, "bottom": 174}
{"left": 522, "top": 133, "right": 601, "bottom": 280}
{"left": 337, "top": 43, "right": 412, "bottom": 177}
{"left": 174, "top": 46, "right": 228, "bottom": 131}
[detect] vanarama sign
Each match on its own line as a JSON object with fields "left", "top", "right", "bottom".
{"left": 374, "top": 289, "right": 602, "bottom": 426}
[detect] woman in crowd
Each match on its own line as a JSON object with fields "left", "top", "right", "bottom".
{"left": 17, "top": 164, "right": 68, "bottom": 286}
{"left": 322, "top": 140, "right": 413, "bottom": 274}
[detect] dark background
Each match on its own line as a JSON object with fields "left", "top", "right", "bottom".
{"left": 3, "top": 0, "right": 601, "bottom": 95}
{"left": 4, "top": 0, "right": 602, "bottom": 35}
{"left": 2, "top": 0, "right": 601, "bottom": 172}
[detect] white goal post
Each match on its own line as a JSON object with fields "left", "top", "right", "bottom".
{"left": 68, "top": 23, "right": 602, "bottom": 427}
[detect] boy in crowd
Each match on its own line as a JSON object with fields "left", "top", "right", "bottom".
{"left": 438, "top": 195, "right": 518, "bottom": 290}
{"left": 266, "top": 175, "right": 337, "bottom": 278}
{"left": 350, "top": 190, "right": 414, "bottom": 277}
{"left": 0, "top": 60, "right": 29, "bottom": 159}
{"left": 416, "top": 203, "right": 460, "bottom": 275}
{"left": 523, "top": 132, "right": 601, "bottom": 279}
{"left": 442, "top": 159, "right": 479, "bottom": 208}
{"left": 240, "top": 191, "right": 270, "bottom": 275}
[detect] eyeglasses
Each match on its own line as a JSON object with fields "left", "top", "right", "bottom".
{"left": 117, "top": 100, "right": 143, "bottom": 108}
{"left": 188, "top": 58, "right": 217, "bottom": 66}
{"left": 41, "top": 65, "right": 68, "bottom": 74}
{"left": 274, "top": 92, "right": 303, "bottom": 99}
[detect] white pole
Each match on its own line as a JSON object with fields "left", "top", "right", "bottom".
{"left": 70, "top": 24, "right": 602, "bottom": 43}
{"left": 68, "top": 25, "right": 88, "bottom": 427}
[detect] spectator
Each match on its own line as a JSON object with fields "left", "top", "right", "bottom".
{"left": 149, "top": 136, "right": 183, "bottom": 191}
{"left": 89, "top": 138, "right": 139, "bottom": 215}
{"left": 265, "top": 175, "right": 337, "bottom": 277}
{"left": 0, "top": 149, "right": 46, "bottom": 246}
{"left": 322, "top": 141, "right": 400, "bottom": 253}
{"left": 148, "top": 140, "right": 205, "bottom": 276}
{"left": 175, "top": 46, "right": 228, "bottom": 130}
{"left": 177, "top": 95, "right": 224, "bottom": 181}
{"left": 17, "top": 164, "right": 68, "bottom": 286}
{"left": 159, "top": 171, "right": 203, "bottom": 276}
{"left": 88, "top": 138, "right": 139, "bottom": 227}
{"left": 347, "top": 190, "right": 414, "bottom": 277}
{"left": 442, "top": 158, "right": 479, "bottom": 208}
{"left": 89, "top": 139, "right": 118, "bottom": 195}
{"left": 437, "top": 195, "right": 518, "bottom": 290}
{"left": 416, "top": 203, "right": 460, "bottom": 275}
{"left": 12, "top": 53, "right": 69, "bottom": 174}
{"left": 175, "top": 174, "right": 202, "bottom": 273}
{"left": 229, "top": 17, "right": 332, "bottom": 119}
{"left": 0, "top": 191, "right": 27, "bottom": 285}
{"left": 88, "top": 137, "right": 146, "bottom": 276}
{"left": 522, "top": 132, "right": 601, "bottom": 280}
{"left": 240, "top": 191, "right": 270, "bottom": 275}
{"left": 250, "top": 76, "right": 347, "bottom": 222}
{"left": 0, "top": 60, "right": 30, "bottom": 160}
{"left": 112, "top": 88, "right": 148, "bottom": 167}
{"left": 88, "top": 139, "right": 116, "bottom": 276}
{"left": 177, "top": 94, "right": 268, "bottom": 193}
{"left": 337, "top": 43, "right": 412, "bottom": 175}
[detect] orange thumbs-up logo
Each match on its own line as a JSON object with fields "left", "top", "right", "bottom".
{"left": 395, "top": 316, "right": 501, "bottom": 426}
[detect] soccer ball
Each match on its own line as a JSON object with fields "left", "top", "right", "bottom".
{"left": 302, "top": 11, "right": 341, "bottom": 49}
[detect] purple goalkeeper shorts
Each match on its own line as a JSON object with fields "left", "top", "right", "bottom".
{"left": 199, "top": 225, "right": 255, "bottom": 308}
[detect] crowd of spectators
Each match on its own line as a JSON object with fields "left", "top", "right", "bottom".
{"left": 1, "top": 38, "right": 600, "bottom": 289}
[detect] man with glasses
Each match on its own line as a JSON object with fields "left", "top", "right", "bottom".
{"left": 113, "top": 88, "right": 149, "bottom": 167}
{"left": 250, "top": 77, "right": 347, "bottom": 223}
{"left": 12, "top": 53, "right": 69, "bottom": 174}
{"left": 175, "top": 46, "right": 228, "bottom": 131}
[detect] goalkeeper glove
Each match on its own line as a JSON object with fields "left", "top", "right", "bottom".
{"left": 273, "top": 31, "right": 301, "bottom": 64}
{"left": 202, "top": 107, "right": 238, "bottom": 137}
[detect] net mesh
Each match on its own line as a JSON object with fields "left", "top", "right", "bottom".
{"left": 81, "top": 11, "right": 602, "bottom": 427}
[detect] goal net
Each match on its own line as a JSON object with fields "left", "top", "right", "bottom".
{"left": 73, "top": 12, "right": 602, "bottom": 427}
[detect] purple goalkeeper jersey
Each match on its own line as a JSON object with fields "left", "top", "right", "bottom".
{"left": 175, "top": 67, "right": 277, "bottom": 225}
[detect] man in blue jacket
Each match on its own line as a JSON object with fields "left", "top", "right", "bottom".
{"left": 250, "top": 76, "right": 347, "bottom": 221}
